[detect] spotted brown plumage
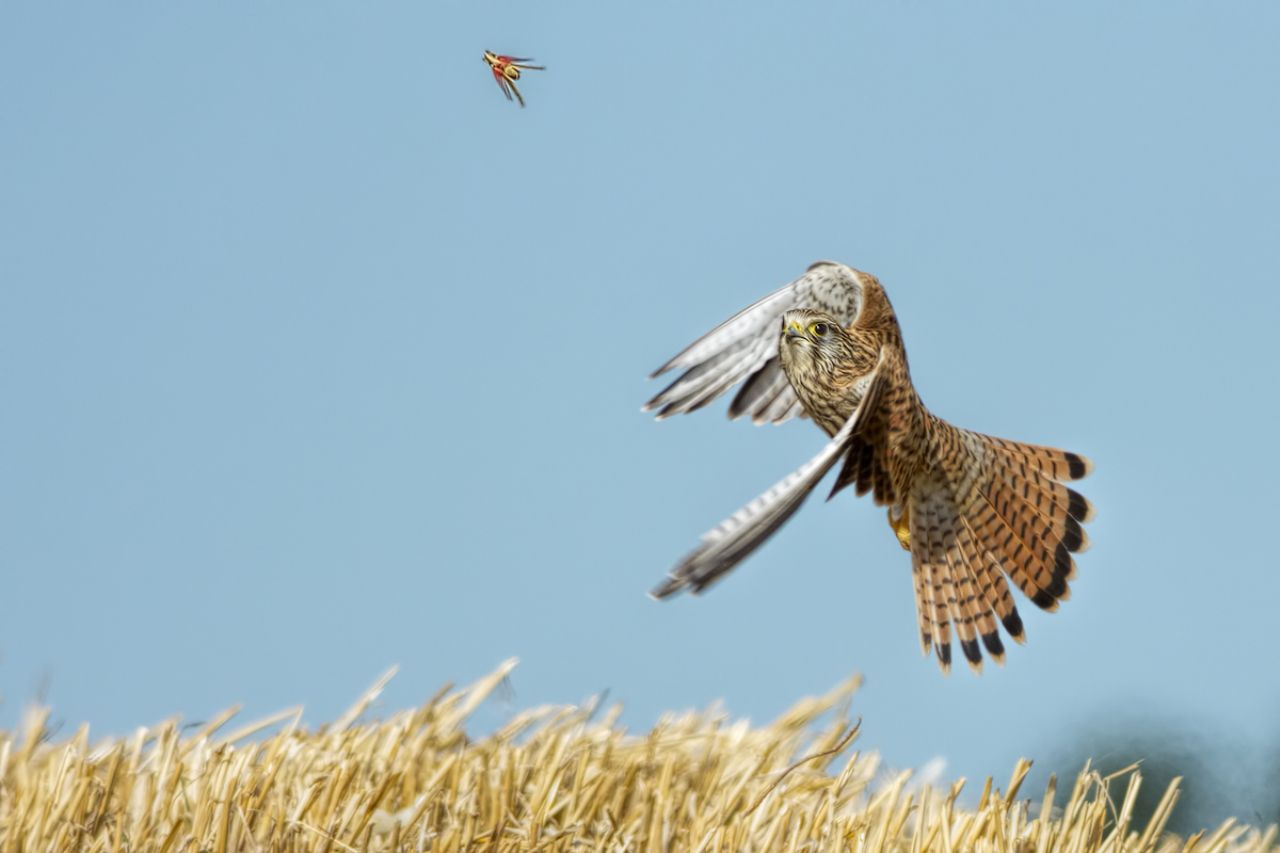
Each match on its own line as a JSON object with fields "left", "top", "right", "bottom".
{"left": 647, "top": 262, "right": 1093, "bottom": 673}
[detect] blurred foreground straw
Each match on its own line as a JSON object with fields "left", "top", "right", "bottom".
{"left": 0, "top": 659, "right": 1274, "bottom": 851}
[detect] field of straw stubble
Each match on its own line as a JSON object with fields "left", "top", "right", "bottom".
{"left": 0, "top": 659, "right": 1275, "bottom": 852}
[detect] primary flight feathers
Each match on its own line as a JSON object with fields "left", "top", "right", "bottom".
{"left": 651, "top": 349, "right": 888, "bottom": 600}
{"left": 644, "top": 262, "right": 863, "bottom": 423}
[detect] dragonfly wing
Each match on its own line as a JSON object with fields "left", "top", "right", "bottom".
{"left": 492, "top": 72, "right": 514, "bottom": 101}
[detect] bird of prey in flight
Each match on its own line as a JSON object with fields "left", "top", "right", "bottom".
{"left": 645, "top": 262, "right": 1093, "bottom": 673}
{"left": 483, "top": 51, "right": 544, "bottom": 108}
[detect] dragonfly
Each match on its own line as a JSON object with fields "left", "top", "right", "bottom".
{"left": 483, "top": 50, "right": 545, "bottom": 108}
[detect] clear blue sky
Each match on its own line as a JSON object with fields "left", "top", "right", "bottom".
{"left": 3, "top": 0, "right": 1278, "bottom": 822}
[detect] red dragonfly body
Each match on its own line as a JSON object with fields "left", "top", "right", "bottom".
{"left": 483, "top": 50, "right": 544, "bottom": 108}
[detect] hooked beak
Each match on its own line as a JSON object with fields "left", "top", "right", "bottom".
{"left": 785, "top": 320, "right": 806, "bottom": 341}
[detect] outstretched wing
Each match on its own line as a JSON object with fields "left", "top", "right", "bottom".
{"left": 644, "top": 261, "right": 865, "bottom": 423}
{"left": 651, "top": 350, "right": 888, "bottom": 598}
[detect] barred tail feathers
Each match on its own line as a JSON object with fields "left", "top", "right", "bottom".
{"left": 907, "top": 419, "right": 1093, "bottom": 672}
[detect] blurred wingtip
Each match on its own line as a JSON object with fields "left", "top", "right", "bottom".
{"left": 648, "top": 354, "right": 684, "bottom": 380}
{"left": 649, "top": 577, "right": 682, "bottom": 600}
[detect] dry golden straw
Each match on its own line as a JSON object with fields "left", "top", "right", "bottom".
{"left": 0, "top": 660, "right": 1274, "bottom": 851}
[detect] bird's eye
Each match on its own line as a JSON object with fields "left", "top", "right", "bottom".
{"left": 811, "top": 322, "right": 829, "bottom": 337}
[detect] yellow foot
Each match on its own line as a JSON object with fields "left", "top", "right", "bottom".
{"left": 888, "top": 506, "right": 911, "bottom": 551}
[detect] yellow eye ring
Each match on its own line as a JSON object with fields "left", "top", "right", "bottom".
{"left": 809, "top": 322, "right": 829, "bottom": 337}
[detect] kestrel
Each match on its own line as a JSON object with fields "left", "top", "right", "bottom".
{"left": 483, "top": 50, "right": 545, "bottom": 107}
{"left": 646, "top": 262, "right": 1093, "bottom": 673}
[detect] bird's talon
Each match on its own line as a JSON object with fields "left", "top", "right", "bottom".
{"left": 888, "top": 506, "right": 911, "bottom": 551}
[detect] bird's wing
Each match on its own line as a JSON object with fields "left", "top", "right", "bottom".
{"left": 651, "top": 350, "right": 888, "bottom": 598}
{"left": 644, "top": 261, "right": 864, "bottom": 423}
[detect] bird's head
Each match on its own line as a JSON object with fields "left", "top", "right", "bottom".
{"left": 483, "top": 50, "right": 499, "bottom": 67}
{"left": 779, "top": 308, "right": 881, "bottom": 405}
{"left": 780, "top": 309, "right": 851, "bottom": 365}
